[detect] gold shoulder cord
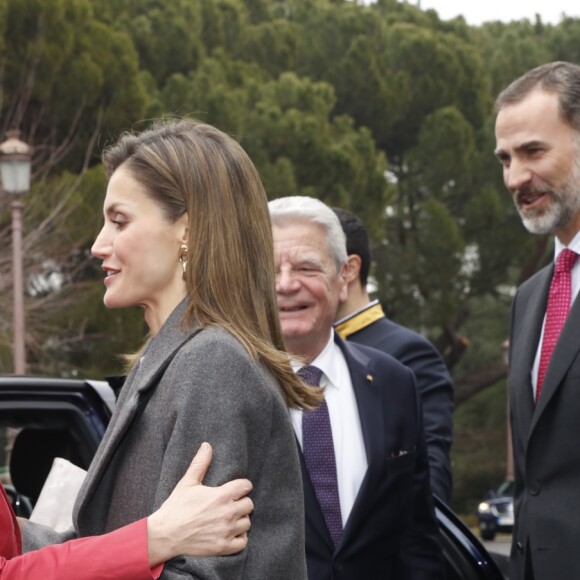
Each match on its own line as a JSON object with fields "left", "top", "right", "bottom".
{"left": 335, "top": 304, "right": 385, "bottom": 339}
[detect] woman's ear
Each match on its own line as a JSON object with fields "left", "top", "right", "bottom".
{"left": 176, "top": 212, "right": 189, "bottom": 244}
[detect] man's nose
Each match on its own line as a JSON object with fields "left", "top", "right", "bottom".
{"left": 276, "top": 268, "right": 300, "bottom": 293}
{"left": 505, "top": 159, "right": 532, "bottom": 193}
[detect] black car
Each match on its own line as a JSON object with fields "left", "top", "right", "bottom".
{"left": 0, "top": 376, "right": 505, "bottom": 579}
{"left": 478, "top": 479, "right": 515, "bottom": 541}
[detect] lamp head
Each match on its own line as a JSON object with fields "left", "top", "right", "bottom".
{"left": 0, "top": 130, "right": 32, "bottom": 195}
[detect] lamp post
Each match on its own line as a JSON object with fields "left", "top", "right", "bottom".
{"left": 0, "top": 131, "right": 32, "bottom": 375}
{"left": 502, "top": 339, "right": 514, "bottom": 480}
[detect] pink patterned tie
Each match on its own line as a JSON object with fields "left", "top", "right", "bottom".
{"left": 537, "top": 249, "right": 579, "bottom": 402}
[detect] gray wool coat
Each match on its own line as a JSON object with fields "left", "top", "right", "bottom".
{"left": 24, "top": 301, "right": 308, "bottom": 579}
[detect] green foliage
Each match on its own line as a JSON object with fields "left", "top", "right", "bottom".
{"left": 2, "top": 0, "right": 580, "bottom": 508}
{"left": 406, "top": 106, "right": 477, "bottom": 210}
{"left": 240, "top": 19, "right": 301, "bottom": 76}
{"left": 1, "top": 0, "right": 147, "bottom": 171}
{"left": 453, "top": 294, "right": 511, "bottom": 379}
{"left": 376, "top": 196, "right": 466, "bottom": 332}
{"left": 381, "top": 22, "right": 489, "bottom": 157}
{"left": 200, "top": 0, "right": 247, "bottom": 55}
{"left": 452, "top": 379, "right": 508, "bottom": 514}
{"left": 414, "top": 199, "right": 466, "bottom": 327}
{"left": 243, "top": 73, "right": 389, "bottom": 226}
{"left": 479, "top": 21, "right": 553, "bottom": 96}
{"left": 158, "top": 63, "right": 389, "bottom": 232}
{"left": 1, "top": 0, "right": 571, "bottom": 377}
{"left": 93, "top": 0, "right": 205, "bottom": 85}
{"left": 543, "top": 18, "right": 580, "bottom": 67}
{"left": 160, "top": 53, "right": 261, "bottom": 133}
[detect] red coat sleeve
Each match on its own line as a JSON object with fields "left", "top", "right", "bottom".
{"left": 0, "top": 485, "right": 21, "bottom": 560}
{"left": 1, "top": 485, "right": 163, "bottom": 580}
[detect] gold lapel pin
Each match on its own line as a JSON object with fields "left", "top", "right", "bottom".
{"left": 366, "top": 374, "right": 374, "bottom": 383}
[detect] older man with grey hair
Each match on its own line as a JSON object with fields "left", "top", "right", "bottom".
{"left": 269, "top": 196, "right": 443, "bottom": 580}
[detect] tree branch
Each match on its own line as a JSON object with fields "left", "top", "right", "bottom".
{"left": 454, "top": 358, "right": 508, "bottom": 406}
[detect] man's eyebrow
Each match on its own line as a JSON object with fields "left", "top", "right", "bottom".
{"left": 296, "top": 257, "right": 323, "bottom": 267}
{"left": 516, "top": 139, "right": 546, "bottom": 151}
{"left": 494, "top": 140, "right": 546, "bottom": 159}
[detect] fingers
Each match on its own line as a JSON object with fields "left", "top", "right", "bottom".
{"left": 235, "top": 513, "right": 252, "bottom": 537}
{"left": 222, "top": 532, "right": 249, "bottom": 556}
{"left": 220, "top": 477, "right": 253, "bottom": 501}
{"left": 231, "top": 496, "right": 254, "bottom": 521}
{"left": 220, "top": 515, "right": 252, "bottom": 556}
{"left": 181, "top": 442, "right": 213, "bottom": 486}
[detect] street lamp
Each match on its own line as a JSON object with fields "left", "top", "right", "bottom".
{"left": 0, "top": 131, "right": 32, "bottom": 375}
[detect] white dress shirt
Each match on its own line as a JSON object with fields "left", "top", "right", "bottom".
{"left": 531, "top": 231, "right": 580, "bottom": 399}
{"left": 291, "top": 331, "right": 368, "bottom": 527}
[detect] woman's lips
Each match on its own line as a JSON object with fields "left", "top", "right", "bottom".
{"left": 103, "top": 268, "right": 120, "bottom": 285}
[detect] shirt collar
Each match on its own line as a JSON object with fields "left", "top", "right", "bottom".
{"left": 555, "top": 230, "right": 580, "bottom": 260}
{"left": 335, "top": 298, "right": 380, "bottom": 326}
{"left": 292, "top": 330, "right": 342, "bottom": 389}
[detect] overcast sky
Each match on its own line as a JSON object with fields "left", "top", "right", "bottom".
{"left": 412, "top": 0, "right": 580, "bottom": 26}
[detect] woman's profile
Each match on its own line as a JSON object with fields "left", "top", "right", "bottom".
{"left": 23, "top": 119, "right": 317, "bottom": 579}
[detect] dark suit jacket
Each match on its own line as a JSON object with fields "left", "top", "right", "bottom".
{"left": 341, "top": 314, "right": 454, "bottom": 503}
{"left": 300, "top": 334, "right": 444, "bottom": 580}
{"left": 509, "top": 263, "right": 580, "bottom": 580}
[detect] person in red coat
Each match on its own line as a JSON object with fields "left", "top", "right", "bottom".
{"left": 0, "top": 442, "right": 252, "bottom": 579}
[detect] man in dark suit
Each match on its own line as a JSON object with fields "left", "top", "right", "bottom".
{"left": 268, "top": 196, "right": 443, "bottom": 580}
{"left": 332, "top": 208, "right": 454, "bottom": 504}
{"left": 494, "top": 61, "right": 580, "bottom": 580}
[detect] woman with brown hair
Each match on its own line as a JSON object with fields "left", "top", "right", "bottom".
{"left": 23, "top": 119, "right": 317, "bottom": 579}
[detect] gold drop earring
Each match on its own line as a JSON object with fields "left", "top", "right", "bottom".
{"left": 179, "top": 245, "right": 188, "bottom": 279}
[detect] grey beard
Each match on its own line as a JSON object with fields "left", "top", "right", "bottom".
{"left": 517, "top": 156, "right": 580, "bottom": 236}
{"left": 519, "top": 198, "right": 576, "bottom": 235}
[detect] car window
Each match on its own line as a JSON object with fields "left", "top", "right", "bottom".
{"left": 0, "top": 427, "right": 21, "bottom": 487}
{"left": 0, "top": 426, "right": 34, "bottom": 517}
{"left": 496, "top": 480, "right": 515, "bottom": 497}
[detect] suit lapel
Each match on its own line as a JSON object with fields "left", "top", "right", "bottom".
{"left": 533, "top": 282, "right": 580, "bottom": 427}
{"left": 299, "top": 335, "right": 386, "bottom": 554}
{"left": 76, "top": 301, "right": 200, "bottom": 515}
{"left": 510, "top": 266, "right": 552, "bottom": 434}
{"left": 334, "top": 335, "right": 386, "bottom": 547}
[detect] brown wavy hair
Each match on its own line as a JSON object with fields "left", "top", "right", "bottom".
{"left": 102, "top": 118, "right": 320, "bottom": 410}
